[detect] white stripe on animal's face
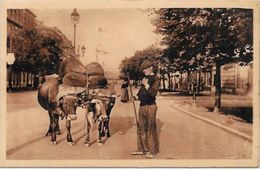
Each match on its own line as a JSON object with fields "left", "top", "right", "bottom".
{"left": 62, "top": 96, "right": 77, "bottom": 119}
{"left": 93, "top": 99, "right": 107, "bottom": 119}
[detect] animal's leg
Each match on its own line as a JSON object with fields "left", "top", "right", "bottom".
{"left": 50, "top": 111, "right": 58, "bottom": 145}
{"left": 104, "top": 115, "right": 111, "bottom": 138}
{"left": 46, "top": 111, "right": 61, "bottom": 136}
{"left": 84, "top": 111, "right": 93, "bottom": 146}
{"left": 66, "top": 120, "right": 75, "bottom": 146}
{"left": 46, "top": 111, "right": 53, "bottom": 136}
{"left": 105, "top": 104, "right": 114, "bottom": 138}
{"left": 97, "top": 121, "right": 104, "bottom": 145}
{"left": 55, "top": 119, "right": 62, "bottom": 135}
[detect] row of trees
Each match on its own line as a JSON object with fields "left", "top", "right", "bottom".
{"left": 119, "top": 45, "right": 162, "bottom": 80}
{"left": 11, "top": 28, "right": 64, "bottom": 76}
{"left": 120, "top": 8, "right": 253, "bottom": 112}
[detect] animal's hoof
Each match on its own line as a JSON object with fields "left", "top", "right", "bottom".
{"left": 106, "top": 133, "right": 111, "bottom": 137}
{"left": 97, "top": 142, "right": 103, "bottom": 146}
{"left": 84, "top": 142, "right": 90, "bottom": 147}
{"left": 51, "top": 141, "right": 57, "bottom": 145}
{"left": 46, "top": 133, "right": 52, "bottom": 137}
{"left": 67, "top": 142, "right": 75, "bottom": 146}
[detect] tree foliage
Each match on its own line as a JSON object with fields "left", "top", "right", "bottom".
{"left": 12, "top": 28, "right": 63, "bottom": 74}
{"left": 153, "top": 8, "right": 253, "bottom": 71}
{"left": 152, "top": 8, "right": 253, "bottom": 111}
{"left": 119, "top": 45, "right": 162, "bottom": 80}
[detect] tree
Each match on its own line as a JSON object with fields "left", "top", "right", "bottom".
{"left": 39, "top": 33, "right": 63, "bottom": 74}
{"left": 12, "top": 28, "right": 38, "bottom": 72}
{"left": 119, "top": 45, "right": 162, "bottom": 80}
{"left": 13, "top": 28, "right": 63, "bottom": 75}
{"left": 153, "top": 8, "right": 253, "bottom": 112}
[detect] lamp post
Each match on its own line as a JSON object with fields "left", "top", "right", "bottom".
{"left": 71, "top": 8, "right": 80, "bottom": 56}
{"left": 6, "top": 53, "right": 15, "bottom": 92}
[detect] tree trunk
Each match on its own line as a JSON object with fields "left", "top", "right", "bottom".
{"left": 18, "top": 72, "right": 22, "bottom": 89}
{"left": 167, "top": 73, "right": 171, "bottom": 91}
{"left": 179, "top": 72, "right": 182, "bottom": 93}
{"left": 15, "top": 72, "right": 18, "bottom": 89}
{"left": 214, "top": 60, "right": 221, "bottom": 112}
{"left": 197, "top": 70, "right": 201, "bottom": 95}
{"left": 23, "top": 71, "right": 26, "bottom": 88}
{"left": 26, "top": 72, "right": 29, "bottom": 88}
{"left": 187, "top": 70, "right": 191, "bottom": 94}
{"left": 162, "top": 74, "right": 166, "bottom": 90}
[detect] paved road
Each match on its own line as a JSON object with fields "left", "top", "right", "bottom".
{"left": 160, "top": 92, "right": 252, "bottom": 108}
{"left": 6, "top": 90, "right": 252, "bottom": 160}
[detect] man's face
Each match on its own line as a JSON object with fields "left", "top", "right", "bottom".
{"left": 142, "top": 67, "right": 152, "bottom": 76}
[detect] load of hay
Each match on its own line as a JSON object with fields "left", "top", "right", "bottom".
{"left": 56, "top": 59, "right": 116, "bottom": 103}
{"left": 85, "top": 62, "right": 108, "bottom": 88}
{"left": 59, "top": 59, "right": 107, "bottom": 89}
{"left": 85, "top": 62, "right": 104, "bottom": 76}
{"left": 59, "top": 57, "right": 86, "bottom": 78}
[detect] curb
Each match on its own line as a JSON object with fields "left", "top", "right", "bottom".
{"left": 172, "top": 105, "right": 252, "bottom": 142}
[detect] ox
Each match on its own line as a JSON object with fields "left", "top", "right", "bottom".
{"left": 38, "top": 76, "right": 78, "bottom": 145}
{"left": 38, "top": 77, "right": 116, "bottom": 146}
{"left": 77, "top": 89, "right": 116, "bottom": 146}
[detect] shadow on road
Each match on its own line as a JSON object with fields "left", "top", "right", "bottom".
{"left": 6, "top": 135, "right": 46, "bottom": 156}
{"left": 157, "top": 119, "right": 163, "bottom": 153}
{"left": 109, "top": 117, "right": 164, "bottom": 135}
{"left": 7, "top": 126, "right": 85, "bottom": 157}
{"left": 110, "top": 116, "right": 135, "bottom": 135}
{"left": 57, "top": 126, "right": 85, "bottom": 144}
{"left": 207, "top": 107, "right": 253, "bottom": 123}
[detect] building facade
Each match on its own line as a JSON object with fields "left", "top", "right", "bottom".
{"left": 7, "top": 9, "right": 74, "bottom": 91}
{"left": 7, "top": 9, "right": 37, "bottom": 91}
{"left": 221, "top": 62, "right": 253, "bottom": 96}
{"left": 7, "top": 9, "right": 36, "bottom": 53}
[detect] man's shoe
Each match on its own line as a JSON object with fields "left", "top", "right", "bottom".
{"left": 146, "top": 152, "right": 157, "bottom": 159}
{"left": 131, "top": 151, "right": 144, "bottom": 155}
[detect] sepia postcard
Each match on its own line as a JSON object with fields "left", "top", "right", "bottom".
{"left": 0, "top": 0, "right": 259, "bottom": 167}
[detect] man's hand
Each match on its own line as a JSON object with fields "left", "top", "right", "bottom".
{"left": 142, "top": 78, "right": 149, "bottom": 89}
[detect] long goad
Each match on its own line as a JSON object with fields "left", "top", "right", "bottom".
{"left": 127, "top": 73, "right": 144, "bottom": 153}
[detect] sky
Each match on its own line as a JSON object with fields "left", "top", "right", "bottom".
{"left": 31, "top": 8, "right": 160, "bottom": 73}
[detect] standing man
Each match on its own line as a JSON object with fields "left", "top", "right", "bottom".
{"left": 131, "top": 60, "right": 160, "bottom": 158}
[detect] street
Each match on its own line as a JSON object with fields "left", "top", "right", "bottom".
{"left": 6, "top": 86, "right": 252, "bottom": 160}
{"left": 2, "top": 6, "right": 258, "bottom": 168}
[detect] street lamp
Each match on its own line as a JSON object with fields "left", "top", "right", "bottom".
{"left": 71, "top": 8, "right": 80, "bottom": 56}
{"left": 6, "top": 53, "right": 15, "bottom": 92}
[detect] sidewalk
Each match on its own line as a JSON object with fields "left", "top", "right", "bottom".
{"left": 158, "top": 92, "right": 253, "bottom": 139}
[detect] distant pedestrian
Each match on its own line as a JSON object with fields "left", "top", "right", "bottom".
{"left": 121, "top": 79, "right": 129, "bottom": 102}
{"left": 131, "top": 60, "right": 160, "bottom": 158}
